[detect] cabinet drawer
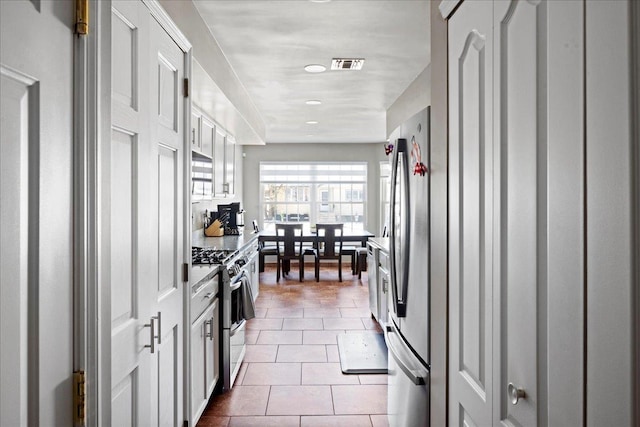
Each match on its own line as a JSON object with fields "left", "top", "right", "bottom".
{"left": 191, "top": 274, "right": 219, "bottom": 323}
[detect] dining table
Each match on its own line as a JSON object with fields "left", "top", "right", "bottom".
{"left": 258, "top": 228, "right": 374, "bottom": 246}
{"left": 257, "top": 227, "right": 375, "bottom": 275}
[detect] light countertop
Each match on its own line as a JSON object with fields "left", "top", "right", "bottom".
{"left": 368, "top": 237, "right": 389, "bottom": 254}
{"left": 192, "top": 229, "right": 259, "bottom": 252}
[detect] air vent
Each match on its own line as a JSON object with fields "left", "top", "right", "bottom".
{"left": 331, "top": 58, "right": 364, "bottom": 70}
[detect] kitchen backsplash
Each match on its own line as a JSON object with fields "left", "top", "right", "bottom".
{"left": 192, "top": 197, "right": 242, "bottom": 232}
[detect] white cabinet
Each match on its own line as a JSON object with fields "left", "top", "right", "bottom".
{"left": 248, "top": 249, "right": 259, "bottom": 300}
{"left": 447, "top": 0, "right": 585, "bottom": 425}
{"left": 191, "top": 298, "right": 219, "bottom": 424}
{"left": 213, "top": 126, "right": 226, "bottom": 196}
{"left": 192, "top": 108, "right": 214, "bottom": 159}
{"left": 191, "top": 110, "right": 201, "bottom": 151}
{"left": 201, "top": 116, "right": 214, "bottom": 158}
{"left": 224, "top": 135, "right": 236, "bottom": 196}
{"left": 191, "top": 107, "right": 237, "bottom": 199}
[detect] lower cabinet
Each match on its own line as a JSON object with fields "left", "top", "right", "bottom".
{"left": 191, "top": 298, "right": 220, "bottom": 423}
{"left": 249, "top": 252, "right": 259, "bottom": 301}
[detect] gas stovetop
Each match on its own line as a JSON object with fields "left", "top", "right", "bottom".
{"left": 192, "top": 247, "right": 237, "bottom": 265}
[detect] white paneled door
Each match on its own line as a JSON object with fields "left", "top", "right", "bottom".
{"left": 448, "top": 0, "right": 584, "bottom": 425}
{"left": 448, "top": 1, "right": 494, "bottom": 425}
{"left": 1, "top": 1, "right": 74, "bottom": 425}
{"left": 109, "top": 1, "right": 185, "bottom": 424}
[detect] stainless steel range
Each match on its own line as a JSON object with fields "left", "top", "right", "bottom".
{"left": 191, "top": 245, "right": 256, "bottom": 392}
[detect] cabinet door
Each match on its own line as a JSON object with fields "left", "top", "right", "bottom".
{"left": 191, "top": 110, "right": 201, "bottom": 151}
{"left": 249, "top": 255, "right": 260, "bottom": 300}
{"left": 201, "top": 116, "right": 214, "bottom": 159}
{"left": 205, "top": 299, "right": 220, "bottom": 396}
{"left": 191, "top": 311, "right": 208, "bottom": 422}
{"left": 213, "top": 126, "right": 226, "bottom": 196}
{"left": 224, "top": 136, "right": 236, "bottom": 195}
{"left": 448, "top": 1, "right": 495, "bottom": 426}
{"left": 449, "top": 1, "right": 584, "bottom": 426}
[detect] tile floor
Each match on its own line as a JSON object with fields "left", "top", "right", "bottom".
{"left": 197, "top": 264, "right": 389, "bottom": 427}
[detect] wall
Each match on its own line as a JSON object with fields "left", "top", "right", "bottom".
{"left": 386, "top": 64, "right": 431, "bottom": 138}
{"left": 191, "top": 142, "right": 244, "bottom": 231}
{"left": 242, "top": 143, "right": 386, "bottom": 235}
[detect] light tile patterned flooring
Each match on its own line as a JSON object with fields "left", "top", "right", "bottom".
{"left": 197, "top": 264, "right": 389, "bottom": 427}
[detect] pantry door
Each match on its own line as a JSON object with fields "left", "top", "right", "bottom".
{"left": 109, "top": 1, "right": 154, "bottom": 424}
{"left": 148, "top": 11, "right": 186, "bottom": 426}
{"left": 449, "top": 0, "right": 584, "bottom": 425}
{"left": 0, "top": 1, "right": 74, "bottom": 425}
{"left": 109, "top": 1, "right": 188, "bottom": 424}
{"left": 448, "top": 1, "right": 495, "bottom": 426}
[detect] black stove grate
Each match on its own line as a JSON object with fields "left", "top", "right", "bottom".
{"left": 192, "top": 247, "right": 237, "bottom": 265}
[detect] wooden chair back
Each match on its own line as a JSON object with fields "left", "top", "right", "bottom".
{"left": 315, "top": 223, "right": 343, "bottom": 259}
{"left": 276, "top": 223, "right": 303, "bottom": 257}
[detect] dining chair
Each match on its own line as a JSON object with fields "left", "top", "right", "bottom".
{"left": 254, "top": 220, "right": 278, "bottom": 273}
{"left": 275, "top": 223, "right": 304, "bottom": 281}
{"left": 313, "top": 223, "right": 345, "bottom": 282}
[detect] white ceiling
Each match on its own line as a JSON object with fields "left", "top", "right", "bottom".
{"left": 192, "top": 0, "right": 431, "bottom": 144}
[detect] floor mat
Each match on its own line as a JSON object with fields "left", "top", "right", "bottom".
{"left": 336, "top": 331, "right": 388, "bottom": 374}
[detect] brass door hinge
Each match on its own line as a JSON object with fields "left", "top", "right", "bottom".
{"left": 75, "top": 0, "right": 89, "bottom": 35}
{"left": 73, "top": 370, "right": 86, "bottom": 425}
{"left": 183, "top": 78, "right": 189, "bottom": 98}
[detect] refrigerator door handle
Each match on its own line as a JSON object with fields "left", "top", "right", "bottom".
{"left": 389, "top": 138, "right": 410, "bottom": 317}
{"left": 385, "top": 324, "right": 428, "bottom": 385}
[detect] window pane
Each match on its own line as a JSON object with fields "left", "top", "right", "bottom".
{"left": 260, "top": 162, "right": 367, "bottom": 231}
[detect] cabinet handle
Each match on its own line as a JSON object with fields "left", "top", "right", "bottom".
{"left": 507, "top": 383, "right": 526, "bottom": 405}
{"left": 192, "top": 128, "right": 195, "bottom": 143}
{"left": 144, "top": 314, "right": 158, "bottom": 354}
{"left": 206, "top": 318, "right": 215, "bottom": 341}
{"left": 155, "top": 311, "right": 161, "bottom": 345}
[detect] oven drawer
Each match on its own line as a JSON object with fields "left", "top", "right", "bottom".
{"left": 191, "top": 273, "right": 219, "bottom": 323}
{"left": 229, "top": 320, "right": 246, "bottom": 387}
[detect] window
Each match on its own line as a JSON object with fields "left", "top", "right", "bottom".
{"left": 260, "top": 162, "right": 367, "bottom": 232}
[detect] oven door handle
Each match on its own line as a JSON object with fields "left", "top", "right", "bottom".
{"left": 230, "top": 318, "right": 246, "bottom": 336}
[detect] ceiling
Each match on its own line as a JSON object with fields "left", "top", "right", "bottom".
{"left": 192, "top": 0, "right": 431, "bottom": 144}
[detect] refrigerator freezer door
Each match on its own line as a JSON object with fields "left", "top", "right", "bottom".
{"left": 386, "top": 321, "right": 429, "bottom": 426}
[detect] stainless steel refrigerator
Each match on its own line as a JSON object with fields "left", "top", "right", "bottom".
{"left": 386, "top": 106, "right": 430, "bottom": 426}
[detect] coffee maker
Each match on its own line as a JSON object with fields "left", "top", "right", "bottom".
{"left": 218, "top": 202, "right": 244, "bottom": 235}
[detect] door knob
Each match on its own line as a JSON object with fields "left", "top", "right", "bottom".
{"left": 507, "top": 382, "right": 526, "bottom": 405}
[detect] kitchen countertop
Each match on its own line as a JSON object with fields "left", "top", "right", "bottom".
{"left": 191, "top": 230, "right": 259, "bottom": 286}
{"left": 192, "top": 229, "right": 259, "bottom": 251}
{"left": 367, "top": 237, "right": 389, "bottom": 254}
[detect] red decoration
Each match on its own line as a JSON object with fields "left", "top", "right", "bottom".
{"left": 384, "top": 143, "right": 394, "bottom": 156}
{"left": 410, "top": 136, "right": 428, "bottom": 176}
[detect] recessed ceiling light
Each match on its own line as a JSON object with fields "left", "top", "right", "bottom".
{"left": 304, "top": 64, "right": 326, "bottom": 73}
{"left": 309, "top": 0, "right": 331, "bottom": 3}
{"left": 306, "top": 121, "right": 319, "bottom": 125}
{"left": 305, "top": 100, "right": 322, "bottom": 105}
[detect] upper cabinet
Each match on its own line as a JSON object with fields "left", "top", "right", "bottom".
{"left": 191, "top": 110, "right": 201, "bottom": 152}
{"left": 201, "top": 116, "right": 215, "bottom": 159}
{"left": 191, "top": 105, "right": 236, "bottom": 199}
{"left": 224, "top": 135, "right": 235, "bottom": 196}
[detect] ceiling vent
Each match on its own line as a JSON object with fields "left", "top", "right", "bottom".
{"left": 331, "top": 58, "right": 365, "bottom": 71}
